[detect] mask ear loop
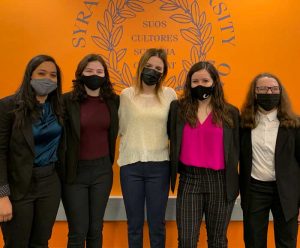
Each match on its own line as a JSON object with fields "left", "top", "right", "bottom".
{"left": 210, "top": 85, "right": 215, "bottom": 96}
{"left": 158, "top": 73, "right": 163, "bottom": 84}
{"left": 72, "top": 75, "right": 85, "bottom": 83}
{"left": 279, "top": 85, "right": 282, "bottom": 96}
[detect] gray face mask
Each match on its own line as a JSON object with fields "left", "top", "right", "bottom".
{"left": 30, "top": 78, "right": 57, "bottom": 96}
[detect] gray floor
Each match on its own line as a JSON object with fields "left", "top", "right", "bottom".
{"left": 56, "top": 196, "right": 250, "bottom": 221}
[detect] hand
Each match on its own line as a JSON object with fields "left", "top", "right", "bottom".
{"left": 298, "top": 208, "right": 300, "bottom": 224}
{"left": 0, "top": 196, "right": 12, "bottom": 222}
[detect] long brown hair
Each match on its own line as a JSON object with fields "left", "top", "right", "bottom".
{"left": 72, "top": 54, "right": 116, "bottom": 101}
{"left": 14, "top": 55, "right": 63, "bottom": 128}
{"left": 240, "top": 73, "right": 300, "bottom": 129}
{"left": 179, "top": 61, "right": 234, "bottom": 128}
{"left": 135, "top": 48, "right": 168, "bottom": 97}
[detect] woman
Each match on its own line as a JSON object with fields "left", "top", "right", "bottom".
{"left": 0, "top": 55, "right": 64, "bottom": 247}
{"left": 62, "top": 54, "right": 119, "bottom": 248}
{"left": 169, "top": 61, "right": 239, "bottom": 248}
{"left": 240, "top": 73, "right": 300, "bottom": 248}
{"left": 118, "top": 48, "right": 177, "bottom": 248}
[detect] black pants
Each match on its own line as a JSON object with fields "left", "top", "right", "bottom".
{"left": 62, "top": 156, "right": 113, "bottom": 248}
{"left": 1, "top": 165, "right": 61, "bottom": 248}
{"left": 243, "top": 178, "right": 298, "bottom": 248}
{"left": 120, "top": 161, "right": 170, "bottom": 248}
{"left": 176, "top": 166, "right": 235, "bottom": 248}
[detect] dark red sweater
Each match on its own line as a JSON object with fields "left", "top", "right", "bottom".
{"left": 79, "top": 96, "right": 110, "bottom": 160}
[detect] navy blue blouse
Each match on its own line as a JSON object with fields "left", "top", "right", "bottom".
{"left": 32, "top": 102, "right": 62, "bottom": 167}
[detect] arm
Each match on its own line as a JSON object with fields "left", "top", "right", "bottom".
{"left": 166, "top": 88, "right": 177, "bottom": 138}
{"left": 0, "top": 97, "right": 14, "bottom": 222}
{"left": 0, "top": 97, "right": 14, "bottom": 195}
{"left": 295, "top": 127, "right": 300, "bottom": 166}
{"left": 167, "top": 104, "right": 171, "bottom": 138}
{"left": 167, "top": 100, "right": 177, "bottom": 139}
{"left": 168, "top": 100, "right": 179, "bottom": 192}
{"left": 296, "top": 127, "right": 300, "bottom": 217}
{"left": 234, "top": 106, "right": 240, "bottom": 159}
{"left": 118, "top": 89, "right": 129, "bottom": 136}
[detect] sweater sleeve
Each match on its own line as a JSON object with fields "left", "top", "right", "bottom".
{"left": 118, "top": 88, "right": 132, "bottom": 136}
{"left": 169, "top": 87, "right": 178, "bottom": 101}
{"left": 163, "top": 87, "right": 177, "bottom": 103}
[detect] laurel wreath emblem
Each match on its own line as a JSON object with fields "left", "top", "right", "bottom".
{"left": 91, "top": 0, "right": 214, "bottom": 93}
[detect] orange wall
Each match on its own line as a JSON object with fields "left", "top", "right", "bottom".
{"left": 1, "top": 0, "right": 300, "bottom": 111}
{"left": 0, "top": 1, "right": 300, "bottom": 246}
{"left": 1, "top": 0, "right": 300, "bottom": 193}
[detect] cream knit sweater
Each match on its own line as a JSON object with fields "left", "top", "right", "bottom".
{"left": 118, "top": 86, "right": 177, "bottom": 166}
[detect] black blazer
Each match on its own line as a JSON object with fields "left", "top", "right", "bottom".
{"left": 0, "top": 95, "right": 66, "bottom": 200}
{"left": 63, "top": 92, "right": 119, "bottom": 183}
{"left": 240, "top": 127, "right": 300, "bottom": 221}
{"left": 168, "top": 100, "right": 240, "bottom": 201}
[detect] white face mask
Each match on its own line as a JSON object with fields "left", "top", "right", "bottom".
{"left": 30, "top": 78, "right": 57, "bottom": 96}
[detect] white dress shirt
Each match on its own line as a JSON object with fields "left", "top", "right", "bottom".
{"left": 251, "top": 110, "right": 279, "bottom": 181}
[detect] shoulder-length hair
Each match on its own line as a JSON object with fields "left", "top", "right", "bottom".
{"left": 179, "top": 61, "right": 234, "bottom": 128}
{"left": 72, "top": 54, "right": 116, "bottom": 101}
{"left": 14, "top": 55, "right": 63, "bottom": 128}
{"left": 240, "top": 73, "right": 300, "bottom": 129}
{"left": 134, "top": 48, "right": 168, "bottom": 97}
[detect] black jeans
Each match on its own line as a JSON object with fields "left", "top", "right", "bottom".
{"left": 120, "top": 161, "right": 170, "bottom": 248}
{"left": 243, "top": 177, "right": 298, "bottom": 248}
{"left": 62, "top": 156, "right": 113, "bottom": 248}
{"left": 1, "top": 164, "right": 61, "bottom": 248}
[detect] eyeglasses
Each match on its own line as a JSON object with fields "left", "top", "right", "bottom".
{"left": 256, "top": 86, "right": 280, "bottom": 94}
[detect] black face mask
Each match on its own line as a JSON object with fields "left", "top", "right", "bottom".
{"left": 141, "top": 68, "right": 162, "bottom": 86}
{"left": 80, "top": 75, "right": 106, "bottom": 90}
{"left": 191, "top": 85, "right": 214, "bottom": 101}
{"left": 256, "top": 94, "right": 280, "bottom": 111}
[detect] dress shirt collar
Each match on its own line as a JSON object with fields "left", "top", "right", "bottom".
{"left": 257, "top": 109, "right": 278, "bottom": 122}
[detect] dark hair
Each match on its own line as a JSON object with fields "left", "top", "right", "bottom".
{"left": 135, "top": 48, "right": 168, "bottom": 96}
{"left": 179, "top": 61, "right": 234, "bottom": 128}
{"left": 14, "top": 55, "right": 63, "bottom": 128}
{"left": 240, "top": 73, "right": 300, "bottom": 128}
{"left": 72, "top": 54, "right": 116, "bottom": 101}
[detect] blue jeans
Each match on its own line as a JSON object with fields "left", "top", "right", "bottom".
{"left": 120, "top": 161, "right": 170, "bottom": 248}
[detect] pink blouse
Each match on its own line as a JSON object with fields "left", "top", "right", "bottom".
{"left": 179, "top": 113, "right": 225, "bottom": 170}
